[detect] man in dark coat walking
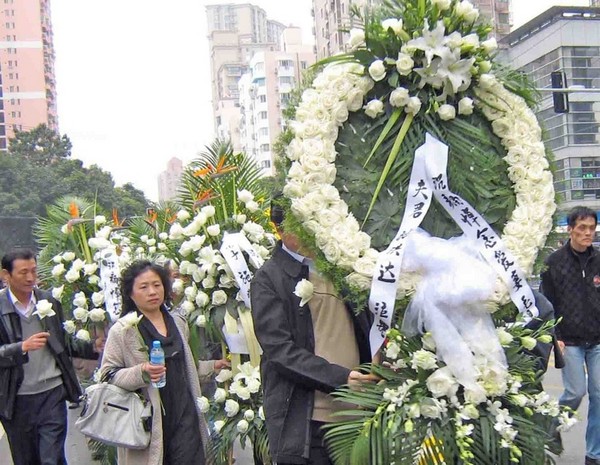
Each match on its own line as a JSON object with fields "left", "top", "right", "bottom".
{"left": 0, "top": 248, "right": 99, "bottom": 465}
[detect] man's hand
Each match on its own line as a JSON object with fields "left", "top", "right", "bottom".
{"left": 347, "top": 370, "right": 380, "bottom": 389}
{"left": 214, "top": 359, "right": 231, "bottom": 371}
{"left": 142, "top": 362, "right": 166, "bottom": 383}
{"left": 93, "top": 335, "right": 106, "bottom": 354}
{"left": 22, "top": 332, "right": 50, "bottom": 352}
{"left": 557, "top": 340, "right": 565, "bottom": 354}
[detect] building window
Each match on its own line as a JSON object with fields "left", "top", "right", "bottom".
{"left": 258, "top": 127, "right": 268, "bottom": 136}
{"left": 260, "top": 144, "right": 270, "bottom": 152}
{"left": 301, "top": 61, "right": 307, "bottom": 70}
{"left": 497, "top": 13, "right": 509, "bottom": 24}
{"left": 279, "top": 76, "right": 294, "bottom": 85}
{"left": 258, "top": 111, "right": 267, "bottom": 119}
{"left": 258, "top": 94, "right": 266, "bottom": 103}
{"left": 261, "top": 160, "right": 271, "bottom": 169}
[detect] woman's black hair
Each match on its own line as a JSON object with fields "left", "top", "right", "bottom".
{"left": 120, "top": 260, "right": 172, "bottom": 315}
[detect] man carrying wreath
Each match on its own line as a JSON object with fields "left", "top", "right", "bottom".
{"left": 251, "top": 198, "right": 378, "bottom": 465}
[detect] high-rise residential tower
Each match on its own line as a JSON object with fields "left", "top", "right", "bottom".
{"left": 158, "top": 157, "right": 184, "bottom": 202}
{"left": 206, "top": 3, "right": 286, "bottom": 150}
{"left": 0, "top": 0, "right": 58, "bottom": 150}
{"left": 312, "top": 0, "right": 512, "bottom": 60}
{"left": 500, "top": 6, "right": 600, "bottom": 218}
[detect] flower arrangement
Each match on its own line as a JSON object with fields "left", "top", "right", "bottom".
{"left": 201, "top": 362, "right": 268, "bottom": 464}
{"left": 275, "top": 0, "right": 564, "bottom": 463}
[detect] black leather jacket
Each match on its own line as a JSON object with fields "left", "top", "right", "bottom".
{"left": 250, "top": 243, "right": 371, "bottom": 464}
{"left": 0, "top": 288, "right": 94, "bottom": 419}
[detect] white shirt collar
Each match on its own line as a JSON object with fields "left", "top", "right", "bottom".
{"left": 8, "top": 288, "right": 36, "bottom": 318}
{"left": 281, "top": 242, "right": 306, "bottom": 264}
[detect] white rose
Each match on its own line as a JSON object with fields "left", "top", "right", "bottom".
{"left": 245, "top": 200, "right": 259, "bottom": 212}
{"left": 235, "top": 214, "right": 247, "bottom": 224}
{"left": 215, "top": 369, "right": 233, "bottom": 383}
{"left": 225, "top": 399, "right": 240, "bottom": 417}
{"left": 437, "top": 104, "right": 456, "bottom": 121}
{"left": 395, "top": 52, "right": 414, "bottom": 75}
{"left": 364, "top": 99, "right": 385, "bottom": 119}
{"left": 236, "top": 419, "right": 249, "bottom": 434}
{"left": 169, "top": 223, "right": 185, "bottom": 240}
{"left": 212, "top": 290, "right": 228, "bottom": 306}
{"left": 410, "top": 349, "right": 438, "bottom": 371}
{"left": 213, "top": 388, "right": 227, "bottom": 403}
{"left": 197, "top": 396, "right": 210, "bottom": 413}
{"left": 458, "top": 97, "right": 474, "bottom": 115}
{"left": 63, "top": 320, "right": 76, "bottom": 334}
{"left": 91, "top": 292, "right": 105, "bottom": 307}
{"left": 83, "top": 263, "right": 98, "bottom": 276}
{"left": 72, "top": 292, "right": 88, "bottom": 308}
{"left": 389, "top": 87, "right": 410, "bottom": 107}
{"left": 520, "top": 336, "right": 537, "bottom": 350}
{"left": 51, "top": 263, "right": 66, "bottom": 277}
{"left": 201, "top": 205, "right": 216, "bottom": 217}
{"left": 294, "top": 279, "right": 314, "bottom": 307}
{"left": 33, "top": 300, "right": 56, "bottom": 319}
{"left": 207, "top": 224, "right": 221, "bottom": 237}
{"left": 88, "top": 237, "right": 110, "bottom": 250}
{"left": 385, "top": 341, "right": 401, "bottom": 360}
{"left": 202, "top": 276, "right": 216, "bottom": 289}
{"left": 247, "top": 378, "right": 261, "bottom": 394}
{"left": 73, "top": 307, "right": 89, "bottom": 323}
{"left": 426, "top": 366, "right": 459, "bottom": 398}
{"left": 52, "top": 255, "right": 63, "bottom": 264}
{"left": 481, "top": 37, "right": 498, "bottom": 54}
{"left": 368, "top": 60, "right": 386, "bottom": 82}
{"left": 432, "top": 0, "right": 451, "bottom": 10}
{"left": 65, "top": 268, "right": 80, "bottom": 283}
{"left": 461, "top": 33, "right": 479, "bottom": 51}
{"left": 420, "top": 398, "right": 447, "bottom": 419}
{"left": 464, "top": 385, "right": 487, "bottom": 405}
{"left": 214, "top": 420, "right": 225, "bottom": 434}
{"left": 237, "top": 189, "right": 254, "bottom": 204}
{"left": 195, "top": 291, "right": 210, "bottom": 307}
{"left": 176, "top": 210, "right": 190, "bottom": 221}
{"left": 346, "top": 88, "right": 365, "bottom": 112}
{"left": 184, "top": 286, "right": 197, "bottom": 300}
{"left": 140, "top": 234, "right": 149, "bottom": 243}
{"left": 70, "top": 259, "right": 84, "bottom": 272}
{"left": 381, "top": 18, "right": 403, "bottom": 35}
{"left": 75, "top": 329, "right": 91, "bottom": 342}
{"left": 96, "top": 226, "right": 112, "bottom": 240}
{"left": 244, "top": 409, "right": 255, "bottom": 421}
{"left": 175, "top": 301, "right": 193, "bottom": 316}
{"left": 421, "top": 332, "right": 436, "bottom": 352}
{"left": 121, "top": 311, "right": 143, "bottom": 328}
{"left": 405, "top": 96, "right": 422, "bottom": 115}
{"left": 159, "top": 232, "right": 168, "bottom": 240}
{"left": 94, "top": 215, "right": 106, "bottom": 225}
{"left": 455, "top": 0, "right": 479, "bottom": 22}
{"left": 89, "top": 308, "right": 106, "bottom": 322}
{"left": 348, "top": 28, "right": 365, "bottom": 48}
{"left": 62, "top": 251, "right": 76, "bottom": 262}
{"left": 496, "top": 328, "right": 514, "bottom": 346}
{"left": 51, "top": 285, "right": 64, "bottom": 300}
{"left": 195, "top": 314, "right": 207, "bottom": 327}
{"left": 172, "top": 279, "right": 184, "bottom": 295}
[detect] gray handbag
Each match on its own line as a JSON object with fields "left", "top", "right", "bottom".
{"left": 75, "top": 382, "right": 152, "bottom": 449}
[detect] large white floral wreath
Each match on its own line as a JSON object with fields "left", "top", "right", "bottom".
{"left": 283, "top": 29, "right": 555, "bottom": 305}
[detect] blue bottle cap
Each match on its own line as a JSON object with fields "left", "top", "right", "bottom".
{"left": 152, "top": 340, "right": 161, "bottom": 349}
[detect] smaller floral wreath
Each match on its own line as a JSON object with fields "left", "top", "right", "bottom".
{"left": 283, "top": 30, "right": 555, "bottom": 305}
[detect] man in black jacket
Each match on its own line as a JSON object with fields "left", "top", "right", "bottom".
{"left": 0, "top": 248, "right": 98, "bottom": 465}
{"left": 250, "top": 199, "right": 377, "bottom": 465}
{"left": 541, "top": 206, "right": 600, "bottom": 465}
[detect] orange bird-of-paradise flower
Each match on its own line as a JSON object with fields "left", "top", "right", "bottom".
{"left": 211, "top": 156, "right": 237, "bottom": 178}
{"left": 68, "top": 201, "right": 80, "bottom": 218}
{"left": 193, "top": 164, "right": 214, "bottom": 178}
{"left": 112, "top": 208, "right": 126, "bottom": 227}
{"left": 193, "top": 189, "right": 219, "bottom": 209}
{"left": 147, "top": 210, "right": 158, "bottom": 224}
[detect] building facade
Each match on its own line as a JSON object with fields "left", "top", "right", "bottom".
{"left": 158, "top": 157, "right": 184, "bottom": 202}
{"left": 500, "top": 6, "right": 600, "bottom": 218}
{"left": 206, "top": 3, "right": 285, "bottom": 150}
{"left": 312, "top": 0, "right": 511, "bottom": 60}
{"left": 0, "top": 0, "right": 58, "bottom": 150}
{"left": 238, "top": 27, "right": 315, "bottom": 175}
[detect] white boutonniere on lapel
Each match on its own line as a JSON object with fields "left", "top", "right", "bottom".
{"left": 33, "top": 299, "right": 56, "bottom": 320}
{"left": 294, "top": 279, "right": 314, "bottom": 307}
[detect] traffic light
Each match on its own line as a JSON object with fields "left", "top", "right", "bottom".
{"left": 551, "top": 71, "right": 569, "bottom": 113}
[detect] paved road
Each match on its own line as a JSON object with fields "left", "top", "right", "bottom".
{"left": 0, "top": 362, "right": 587, "bottom": 464}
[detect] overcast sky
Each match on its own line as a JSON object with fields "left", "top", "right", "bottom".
{"left": 51, "top": 0, "right": 590, "bottom": 201}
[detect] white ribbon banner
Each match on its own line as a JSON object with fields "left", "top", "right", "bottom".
{"left": 219, "top": 232, "right": 264, "bottom": 310}
{"left": 368, "top": 133, "right": 539, "bottom": 356}
{"left": 99, "top": 248, "right": 122, "bottom": 322}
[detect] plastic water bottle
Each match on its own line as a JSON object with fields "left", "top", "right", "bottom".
{"left": 150, "top": 340, "right": 166, "bottom": 388}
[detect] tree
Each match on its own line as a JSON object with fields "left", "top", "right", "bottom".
{"left": 0, "top": 126, "right": 150, "bottom": 218}
{"left": 8, "top": 124, "right": 72, "bottom": 166}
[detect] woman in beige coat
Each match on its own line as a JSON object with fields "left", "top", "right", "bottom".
{"left": 101, "top": 260, "right": 214, "bottom": 465}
